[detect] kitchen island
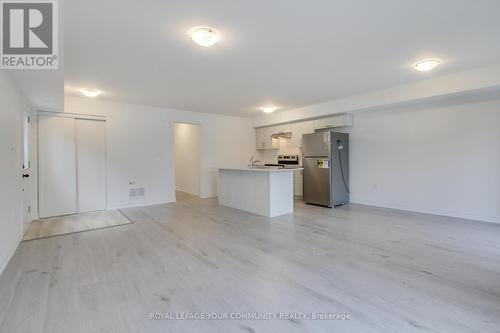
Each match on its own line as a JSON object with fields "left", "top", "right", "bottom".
{"left": 218, "top": 167, "right": 301, "bottom": 217}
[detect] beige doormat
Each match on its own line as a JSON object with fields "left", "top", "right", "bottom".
{"left": 22, "top": 210, "right": 132, "bottom": 241}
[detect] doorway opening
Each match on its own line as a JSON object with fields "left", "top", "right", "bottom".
{"left": 174, "top": 123, "right": 202, "bottom": 199}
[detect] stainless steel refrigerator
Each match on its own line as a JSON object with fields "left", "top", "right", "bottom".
{"left": 302, "top": 131, "right": 349, "bottom": 207}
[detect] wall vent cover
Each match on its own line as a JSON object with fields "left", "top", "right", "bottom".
{"left": 129, "top": 188, "right": 145, "bottom": 197}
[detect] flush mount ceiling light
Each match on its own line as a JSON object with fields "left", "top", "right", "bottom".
{"left": 413, "top": 58, "right": 441, "bottom": 72}
{"left": 188, "top": 26, "right": 219, "bottom": 47}
{"left": 79, "top": 88, "right": 101, "bottom": 98}
{"left": 260, "top": 105, "right": 278, "bottom": 113}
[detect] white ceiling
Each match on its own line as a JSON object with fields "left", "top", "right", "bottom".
{"left": 63, "top": 0, "right": 500, "bottom": 117}
{"left": 8, "top": 69, "right": 64, "bottom": 110}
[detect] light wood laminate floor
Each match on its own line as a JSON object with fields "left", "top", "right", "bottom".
{"left": 1, "top": 192, "right": 499, "bottom": 332}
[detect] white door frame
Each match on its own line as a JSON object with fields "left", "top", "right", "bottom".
{"left": 21, "top": 109, "right": 34, "bottom": 230}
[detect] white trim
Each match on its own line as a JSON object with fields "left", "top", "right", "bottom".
{"left": 36, "top": 110, "right": 106, "bottom": 121}
{"left": 74, "top": 117, "right": 79, "bottom": 212}
{"left": 200, "top": 194, "right": 217, "bottom": 199}
{"left": 108, "top": 200, "right": 176, "bottom": 210}
{"left": 31, "top": 105, "right": 63, "bottom": 113}
{"left": 104, "top": 120, "right": 109, "bottom": 212}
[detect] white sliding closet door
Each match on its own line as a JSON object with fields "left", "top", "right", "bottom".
{"left": 38, "top": 116, "right": 77, "bottom": 218}
{"left": 38, "top": 115, "right": 107, "bottom": 218}
{"left": 76, "top": 119, "right": 106, "bottom": 212}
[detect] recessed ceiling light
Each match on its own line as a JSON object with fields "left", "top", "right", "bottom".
{"left": 413, "top": 58, "right": 441, "bottom": 72}
{"left": 79, "top": 88, "right": 101, "bottom": 98}
{"left": 188, "top": 26, "right": 219, "bottom": 47}
{"left": 260, "top": 105, "right": 277, "bottom": 113}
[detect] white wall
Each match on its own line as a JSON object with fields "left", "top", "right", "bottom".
{"left": 0, "top": 72, "right": 28, "bottom": 274}
{"left": 197, "top": 112, "right": 256, "bottom": 198}
{"left": 63, "top": 97, "right": 256, "bottom": 207}
{"left": 175, "top": 123, "right": 202, "bottom": 196}
{"left": 345, "top": 95, "right": 500, "bottom": 223}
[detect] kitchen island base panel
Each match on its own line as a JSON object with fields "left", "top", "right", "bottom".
{"left": 218, "top": 169, "right": 294, "bottom": 218}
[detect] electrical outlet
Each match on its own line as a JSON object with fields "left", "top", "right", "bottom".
{"left": 373, "top": 183, "right": 380, "bottom": 190}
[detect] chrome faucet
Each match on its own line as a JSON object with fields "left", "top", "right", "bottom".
{"left": 249, "top": 156, "right": 261, "bottom": 168}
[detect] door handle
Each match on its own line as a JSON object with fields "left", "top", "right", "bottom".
{"left": 22, "top": 174, "right": 30, "bottom": 178}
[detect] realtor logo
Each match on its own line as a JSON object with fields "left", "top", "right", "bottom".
{"left": 1, "top": 0, "right": 58, "bottom": 69}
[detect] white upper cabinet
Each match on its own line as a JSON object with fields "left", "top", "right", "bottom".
{"left": 256, "top": 127, "right": 276, "bottom": 150}
{"left": 313, "top": 114, "right": 353, "bottom": 131}
{"left": 289, "top": 122, "right": 300, "bottom": 148}
{"left": 297, "top": 120, "right": 315, "bottom": 147}
{"left": 256, "top": 114, "right": 353, "bottom": 149}
{"left": 287, "top": 120, "right": 315, "bottom": 148}
{"left": 272, "top": 125, "right": 292, "bottom": 135}
{"left": 256, "top": 125, "right": 292, "bottom": 150}
{"left": 255, "top": 127, "right": 267, "bottom": 149}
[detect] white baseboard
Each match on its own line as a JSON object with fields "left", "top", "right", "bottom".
{"left": 350, "top": 197, "right": 500, "bottom": 224}
{"left": 175, "top": 190, "right": 218, "bottom": 199}
{"left": 200, "top": 194, "right": 217, "bottom": 199}
{"left": 108, "top": 199, "right": 175, "bottom": 210}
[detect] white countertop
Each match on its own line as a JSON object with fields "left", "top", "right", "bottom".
{"left": 219, "top": 167, "right": 303, "bottom": 173}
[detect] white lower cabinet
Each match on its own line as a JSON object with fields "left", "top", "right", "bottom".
{"left": 293, "top": 170, "right": 303, "bottom": 197}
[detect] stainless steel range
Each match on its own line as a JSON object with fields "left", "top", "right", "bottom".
{"left": 278, "top": 154, "right": 300, "bottom": 168}
{"left": 264, "top": 154, "right": 300, "bottom": 169}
